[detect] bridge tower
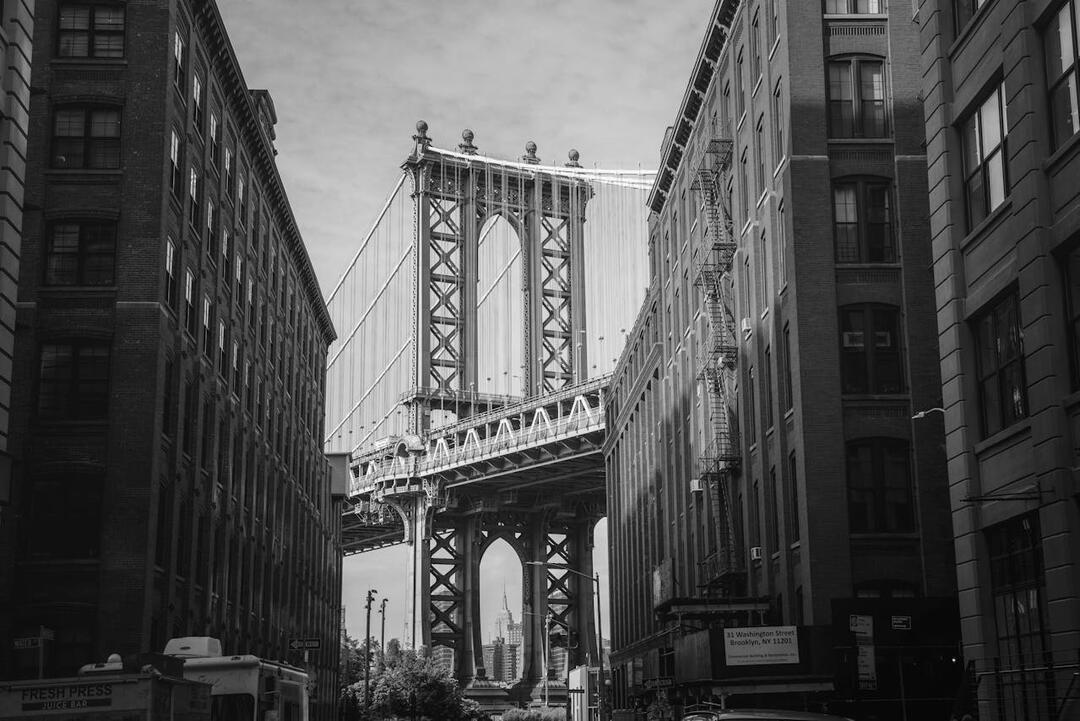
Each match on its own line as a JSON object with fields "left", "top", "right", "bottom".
{"left": 374, "top": 122, "right": 604, "bottom": 699}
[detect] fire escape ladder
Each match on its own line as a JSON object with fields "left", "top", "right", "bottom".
{"left": 692, "top": 125, "right": 746, "bottom": 597}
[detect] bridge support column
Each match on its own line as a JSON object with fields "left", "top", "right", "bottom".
{"left": 402, "top": 494, "right": 431, "bottom": 652}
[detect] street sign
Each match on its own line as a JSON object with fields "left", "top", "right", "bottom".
{"left": 644, "top": 677, "right": 674, "bottom": 689}
{"left": 13, "top": 637, "right": 41, "bottom": 650}
{"left": 288, "top": 638, "right": 321, "bottom": 651}
{"left": 40, "top": 627, "right": 55, "bottom": 641}
{"left": 891, "top": 615, "right": 912, "bottom": 631}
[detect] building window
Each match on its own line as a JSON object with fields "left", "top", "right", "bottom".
{"left": 188, "top": 167, "right": 200, "bottom": 228}
{"left": 833, "top": 179, "right": 895, "bottom": 263}
{"left": 57, "top": 4, "right": 124, "bottom": 58}
{"left": 202, "top": 294, "right": 213, "bottom": 355}
{"left": 1046, "top": 3, "right": 1080, "bottom": 150}
{"left": 750, "top": 10, "right": 762, "bottom": 82}
{"left": 777, "top": 200, "right": 787, "bottom": 284}
{"left": 44, "top": 222, "right": 116, "bottom": 286}
{"left": 825, "top": 0, "right": 883, "bottom": 12}
{"left": 739, "top": 148, "right": 749, "bottom": 223}
{"left": 1064, "top": 245, "right": 1080, "bottom": 389}
{"left": 827, "top": 57, "right": 886, "bottom": 138}
{"left": 52, "top": 106, "right": 121, "bottom": 169}
{"left": 24, "top": 477, "right": 103, "bottom": 559}
{"left": 764, "top": 346, "right": 774, "bottom": 428}
{"left": 218, "top": 320, "right": 227, "bottom": 377}
{"left": 783, "top": 323, "right": 794, "bottom": 410}
{"left": 164, "top": 237, "right": 178, "bottom": 311}
{"left": 192, "top": 72, "right": 204, "bottom": 133}
{"left": 222, "top": 229, "right": 231, "bottom": 283}
{"left": 840, "top": 304, "right": 904, "bottom": 394}
{"left": 772, "top": 80, "right": 785, "bottom": 165}
{"left": 975, "top": 290, "right": 1027, "bottom": 436}
{"left": 758, "top": 230, "right": 769, "bottom": 310}
{"left": 37, "top": 342, "right": 111, "bottom": 419}
{"left": 787, "top": 451, "right": 799, "bottom": 542}
{"left": 962, "top": 82, "right": 1009, "bottom": 229}
{"left": 172, "top": 29, "right": 186, "bottom": 91}
{"left": 209, "top": 111, "right": 220, "bottom": 167}
{"left": 184, "top": 269, "right": 197, "bottom": 338}
{"left": 987, "top": 514, "right": 1050, "bottom": 718}
{"left": 747, "top": 365, "right": 757, "bottom": 444}
{"left": 755, "top": 115, "right": 766, "bottom": 198}
{"left": 767, "top": 0, "right": 779, "bottom": 46}
{"left": 206, "top": 200, "right": 217, "bottom": 258}
{"left": 237, "top": 173, "right": 248, "bottom": 224}
{"left": 846, "top": 438, "right": 914, "bottom": 533}
{"left": 954, "top": 0, "right": 988, "bottom": 31}
{"left": 736, "top": 48, "right": 746, "bottom": 119}
{"left": 169, "top": 129, "right": 183, "bottom": 198}
{"left": 235, "top": 254, "right": 244, "bottom": 300}
{"left": 223, "top": 145, "right": 233, "bottom": 193}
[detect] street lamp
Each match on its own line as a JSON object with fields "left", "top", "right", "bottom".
{"left": 911, "top": 406, "right": 945, "bottom": 420}
{"left": 526, "top": 561, "right": 607, "bottom": 721}
{"left": 364, "top": 589, "right": 378, "bottom": 709}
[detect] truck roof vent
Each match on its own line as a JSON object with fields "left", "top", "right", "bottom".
{"left": 164, "top": 637, "right": 223, "bottom": 658}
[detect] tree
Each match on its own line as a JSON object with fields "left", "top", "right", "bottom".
{"left": 340, "top": 631, "right": 365, "bottom": 687}
{"left": 339, "top": 646, "right": 491, "bottom": 721}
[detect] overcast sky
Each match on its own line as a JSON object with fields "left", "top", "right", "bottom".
{"left": 217, "top": 0, "right": 710, "bottom": 647}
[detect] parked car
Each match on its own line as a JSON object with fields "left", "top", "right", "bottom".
{"left": 682, "top": 708, "right": 855, "bottom": 721}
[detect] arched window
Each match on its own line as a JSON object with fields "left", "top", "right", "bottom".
{"left": 839, "top": 304, "right": 904, "bottom": 394}
{"left": 846, "top": 438, "right": 915, "bottom": 533}
{"left": 827, "top": 56, "right": 887, "bottom": 138}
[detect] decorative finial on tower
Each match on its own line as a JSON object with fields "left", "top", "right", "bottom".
{"left": 522, "top": 141, "right": 540, "bottom": 164}
{"left": 459, "top": 128, "right": 478, "bottom": 155}
{"left": 413, "top": 120, "right": 431, "bottom": 152}
{"left": 566, "top": 149, "right": 581, "bottom": 167}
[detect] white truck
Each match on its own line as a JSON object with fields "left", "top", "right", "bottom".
{"left": 0, "top": 661, "right": 211, "bottom": 721}
{"left": 164, "top": 637, "right": 310, "bottom": 721}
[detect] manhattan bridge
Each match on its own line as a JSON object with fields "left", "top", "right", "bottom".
{"left": 323, "top": 122, "right": 654, "bottom": 705}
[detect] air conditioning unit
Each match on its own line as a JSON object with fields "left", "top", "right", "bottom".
{"left": 741, "top": 318, "right": 753, "bottom": 335}
{"left": 750, "top": 546, "right": 763, "bottom": 561}
{"left": 841, "top": 331, "right": 864, "bottom": 348}
{"left": 690, "top": 478, "right": 705, "bottom": 493}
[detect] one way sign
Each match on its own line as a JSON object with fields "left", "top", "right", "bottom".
{"left": 289, "top": 638, "right": 321, "bottom": 651}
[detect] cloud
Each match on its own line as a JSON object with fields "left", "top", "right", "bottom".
{"left": 217, "top": 0, "right": 705, "bottom": 642}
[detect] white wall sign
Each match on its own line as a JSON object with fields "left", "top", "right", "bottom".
{"left": 723, "top": 626, "right": 800, "bottom": 666}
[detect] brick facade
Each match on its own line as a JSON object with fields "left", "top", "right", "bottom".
{"left": 0, "top": 2, "right": 343, "bottom": 719}
{"left": 605, "top": 1, "right": 959, "bottom": 717}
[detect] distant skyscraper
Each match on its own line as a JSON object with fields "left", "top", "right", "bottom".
{"left": 492, "top": 586, "right": 523, "bottom": 680}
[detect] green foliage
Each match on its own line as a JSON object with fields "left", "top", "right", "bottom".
{"left": 339, "top": 646, "right": 492, "bottom": 721}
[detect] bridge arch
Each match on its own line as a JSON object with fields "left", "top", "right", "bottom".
{"left": 476, "top": 213, "right": 524, "bottom": 399}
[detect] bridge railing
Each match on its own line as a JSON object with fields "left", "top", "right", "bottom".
{"left": 349, "top": 374, "right": 611, "bottom": 496}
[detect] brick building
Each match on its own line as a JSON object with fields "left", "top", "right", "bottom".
{"left": 0, "top": 2, "right": 342, "bottom": 718}
{"left": 0, "top": 0, "right": 34, "bottom": 525}
{"left": 605, "top": 0, "right": 960, "bottom": 717}
{"left": 920, "top": 0, "right": 1080, "bottom": 718}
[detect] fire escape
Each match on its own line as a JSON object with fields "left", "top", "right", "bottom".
{"left": 690, "top": 126, "right": 746, "bottom": 599}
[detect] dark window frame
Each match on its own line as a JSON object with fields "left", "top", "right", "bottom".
{"left": 56, "top": 3, "right": 125, "bottom": 59}
{"left": 1045, "top": 1, "right": 1080, "bottom": 150}
{"left": 840, "top": 303, "right": 905, "bottom": 394}
{"left": 52, "top": 105, "right": 121, "bottom": 170}
{"left": 975, "top": 289, "right": 1027, "bottom": 437}
{"left": 961, "top": 81, "right": 1010, "bottom": 230}
{"left": 825, "top": 0, "right": 884, "bottom": 12}
{"left": 954, "top": 0, "right": 989, "bottom": 33}
{"left": 846, "top": 437, "right": 915, "bottom": 533}
{"left": 833, "top": 177, "right": 896, "bottom": 263}
{"left": 827, "top": 55, "right": 888, "bottom": 138}
{"left": 44, "top": 220, "right": 116, "bottom": 286}
{"left": 37, "top": 340, "right": 111, "bottom": 420}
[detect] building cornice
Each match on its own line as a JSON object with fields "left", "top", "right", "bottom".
{"left": 647, "top": 0, "right": 738, "bottom": 215}
{"left": 195, "top": 0, "right": 337, "bottom": 345}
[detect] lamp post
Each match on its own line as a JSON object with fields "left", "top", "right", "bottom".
{"left": 364, "top": 589, "right": 378, "bottom": 709}
{"left": 521, "top": 609, "right": 552, "bottom": 708}
{"left": 911, "top": 406, "right": 945, "bottom": 420}
{"left": 526, "top": 561, "right": 607, "bottom": 721}
{"left": 379, "top": 597, "right": 388, "bottom": 665}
